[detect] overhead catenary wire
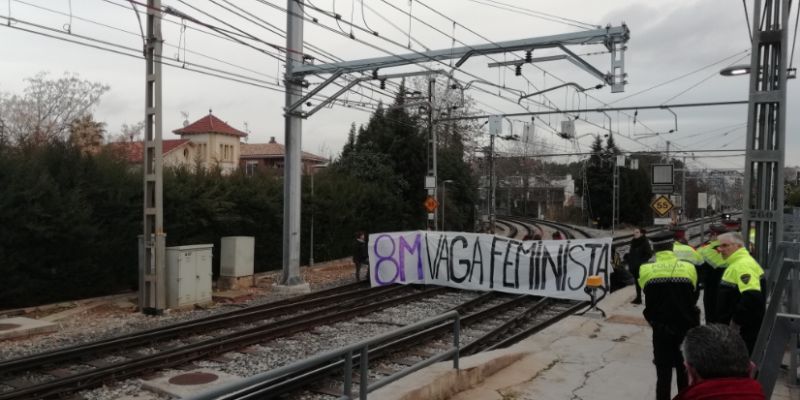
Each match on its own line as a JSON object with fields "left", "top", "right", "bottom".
{"left": 464, "top": 0, "right": 598, "bottom": 30}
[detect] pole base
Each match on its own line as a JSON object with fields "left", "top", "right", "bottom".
{"left": 142, "top": 307, "right": 165, "bottom": 316}
{"left": 272, "top": 282, "right": 311, "bottom": 294}
{"left": 584, "top": 309, "right": 604, "bottom": 319}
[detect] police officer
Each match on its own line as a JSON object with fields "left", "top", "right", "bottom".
{"left": 717, "top": 232, "right": 766, "bottom": 355}
{"left": 670, "top": 226, "right": 703, "bottom": 303}
{"left": 698, "top": 224, "right": 729, "bottom": 323}
{"left": 638, "top": 230, "right": 699, "bottom": 400}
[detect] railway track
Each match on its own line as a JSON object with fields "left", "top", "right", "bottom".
{"left": 202, "top": 295, "right": 586, "bottom": 399}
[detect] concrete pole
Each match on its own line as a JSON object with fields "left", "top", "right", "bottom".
{"left": 141, "top": 0, "right": 166, "bottom": 315}
{"left": 309, "top": 172, "right": 314, "bottom": 268}
{"left": 279, "top": 0, "right": 309, "bottom": 290}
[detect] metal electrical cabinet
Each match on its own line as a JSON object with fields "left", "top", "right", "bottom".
{"left": 165, "top": 244, "right": 213, "bottom": 308}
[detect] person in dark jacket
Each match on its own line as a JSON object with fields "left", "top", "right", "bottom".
{"left": 625, "top": 227, "right": 653, "bottom": 304}
{"left": 353, "top": 232, "right": 369, "bottom": 281}
{"left": 638, "top": 230, "right": 699, "bottom": 400}
{"left": 716, "top": 232, "right": 765, "bottom": 355}
{"left": 673, "top": 324, "right": 765, "bottom": 400}
{"left": 699, "top": 224, "right": 730, "bottom": 323}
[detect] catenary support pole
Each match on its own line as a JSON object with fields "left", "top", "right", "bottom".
{"left": 279, "top": 0, "right": 309, "bottom": 290}
{"left": 682, "top": 157, "right": 686, "bottom": 220}
{"left": 427, "top": 78, "right": 437, "bottom": 230}
{"left": 742, "top": 0, "right": 789, "bottom": 268}
{"left": 140, "top": 0, "right": 166, "bottom": 315}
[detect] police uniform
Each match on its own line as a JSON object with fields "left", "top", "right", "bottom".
{"left": 638, "top": 230, "right": 699, "bottom": 400}
{"left": 698, "top": 224, "right": 729, "bottom": 323}
{"left": 670, "top": 226, "right": 703, "bottom": 304}
{"left": 717, "top": 247, "right": 766, "bottom": 355}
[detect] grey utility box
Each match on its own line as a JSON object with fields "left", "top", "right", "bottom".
{"left": 220, "top": 237, "right": 255, "bottom": 277}
{"left": 166, "top": 244, "right": 213, "bottom": 308}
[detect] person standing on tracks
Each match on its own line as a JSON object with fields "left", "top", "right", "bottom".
{"left": 551, "top": 231, "right": 563, "bottom": 240}
{"left": 637, "top": 230, "right": 699, "bottom": 400}
{"left": 716, "top": 232, "right": 766, "bottom": 356}
{"left": 698, "top": 224, "right": 729, "bottom": 323}
{"left": 625, "top": 227, "right": 652, "bottom": 305}
{"left": 353, "top": 232, "right": 369, "bottom": 281}
{"left": 670, "top": 226, "right": 704, "bottom": 304}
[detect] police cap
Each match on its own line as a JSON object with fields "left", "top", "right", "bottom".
{"left": 669, "top": 226, "right": 687, "bottom": 237}
{"left": 650, "top": 230, "right": 675, "bottom": 252}
{"left": 709, "top": 224, "right": 728, "bottom": 234}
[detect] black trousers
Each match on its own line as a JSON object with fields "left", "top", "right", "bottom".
{"left": 355, "top": 261, "right": 369, "bottom": 281}
{"left": 652, "top": 324, "right": 690, "bottom": 400}
{"left": 703, "top": 267, "right": 725, "bottom": 324}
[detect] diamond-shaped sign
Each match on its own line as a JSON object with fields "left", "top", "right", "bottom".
{"left": 650, "top": 195, "right": 675, "bottom": 217}
{"left": 424, "top": 196, "right": 439, "bottom": 212}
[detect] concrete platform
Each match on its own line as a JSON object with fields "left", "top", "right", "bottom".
{"left": 372, "top": 286, "right": 800, "bottom": 400}
{"left": 140, "top": 369, "right": 242, "bottom": 398}
{"left": 0, "top": 317, "right": 59, "bottom": 341}
{"left": 271, "top": 282, "right": 311, "bottom": 294}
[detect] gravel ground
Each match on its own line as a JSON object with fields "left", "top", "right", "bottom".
{"left": 0, "top": 271, "right": 359, "bottom": 361}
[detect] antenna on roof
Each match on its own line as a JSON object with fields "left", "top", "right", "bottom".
{"left": 181, "top": 111, "right": 190, "bottom": 127}
{"left": 243, "top": 122, "right": 250, "bottom": 143}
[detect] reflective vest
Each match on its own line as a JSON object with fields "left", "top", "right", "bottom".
{"left": 718, "top": 248, "right": 765, "bottom": 330}
{"left": 638, "top": 251, "right": 699, "bottom": 330}
{"left": 699, "top": 240, "right": 728, "bottom": 269}
{"left": 674, "top": 242, "right": 703, "bottom": 266}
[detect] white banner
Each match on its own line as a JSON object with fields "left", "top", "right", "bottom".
{"left": 368, "top": 231, "right": 612, "bottom": 301}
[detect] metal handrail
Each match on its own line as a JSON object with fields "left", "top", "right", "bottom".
{"left": 181, "top": 310, "right": 461, "bottom": 400}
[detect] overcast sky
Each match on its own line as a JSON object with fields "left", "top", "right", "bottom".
{"left": 0, "top": 0, "right": 793, "bottom": 170}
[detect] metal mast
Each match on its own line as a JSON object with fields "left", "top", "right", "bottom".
{"left": 427, "top": 78, "right": 437, "bottom": 230}
{"left": 742, "top": 0, "right": 790, "bottom": 268}
{"left": 140, "top": 0, "right": 166, "bottom": 315}
{"left": 279, "top": 0, "right": 309, "bottom": 290}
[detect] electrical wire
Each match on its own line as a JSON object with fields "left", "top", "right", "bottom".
{"left": 465, "top": 0, "right": 598, "bottom": 30}
{"left": 742, "top": 0, "right": 753, "bottom": 41}
{"left": 661, "top": 52, "right": 751, "bottom": 105}
{"left": 608, "top": 49, "right": 751, "bottom": 106}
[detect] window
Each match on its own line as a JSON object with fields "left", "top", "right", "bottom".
{"left": 219, "top": 144, "right": 234, "bottom": 162}
{"left": 275, "top": 162, "right": 284, "bottom": 169}
{"left": 183, "top": 148, "right": 189, "bottom": 159}
{"left": 196, "top": 143, "right": 207, "bottom": 161}
{"left": 246, "top": 161, "right": 258, "bottom": 175}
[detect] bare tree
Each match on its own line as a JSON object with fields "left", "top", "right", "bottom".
{"left": 108, "top": 121, "right": 145, "bottom": 143}
{"left": 0, "top": 71, "right": 110, "bottom": 143}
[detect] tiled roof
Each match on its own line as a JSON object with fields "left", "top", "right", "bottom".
{"left": 107, "top": 139, "right": 191, "bottom": 163}
{"left": 241, "top": 142, "right": 327, "bottom": 161}
{"left": 173, "top": 114, "right": 248, "bottom": 137}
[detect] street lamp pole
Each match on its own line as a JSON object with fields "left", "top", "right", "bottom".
{"left": 309, "top": 164, "right": 328, "bottom": 268}
{"left": 442, "top": 180, "right": 453, "bottom": 231}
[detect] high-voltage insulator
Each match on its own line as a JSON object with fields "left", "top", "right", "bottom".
{"left": 525, "top": 51, "right": 532, "bottom": 63}
{"left": 380, "top": 79, "right": 386, "bottom": 90}
{"left": 515, "top": 65, "right": 522, "bottom": 76}
{"left": 372, "top": 69, "right": 379, "bottom": 79}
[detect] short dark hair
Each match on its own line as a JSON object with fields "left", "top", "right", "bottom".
{"left": 634, "top": 227, "right": 647, "bottom": 235}
{"left": 682, "top": 324, "right": 751, "bottom": 380}
{"left": 355, "top": 231, "right": 364, "bottom": 238}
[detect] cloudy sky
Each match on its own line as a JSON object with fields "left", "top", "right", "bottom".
{"left": 0, "top": 0, "right": 793, "bottom": 170}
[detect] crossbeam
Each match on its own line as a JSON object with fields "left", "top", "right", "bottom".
{"left": 292, "top": 25, "right": 630, "bottom": 77}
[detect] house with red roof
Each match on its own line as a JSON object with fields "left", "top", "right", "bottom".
{"left": 109, "top": 110, "right": 327, "bottom": 175}
{"left": 240, "top": 137, "right": 328, "bottom": 175}
{"left": 173, "top": 110, "right": 248, "bottom": 174}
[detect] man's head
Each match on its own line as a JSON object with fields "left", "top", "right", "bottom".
{"left": 552, "top": 231, "right": 562, "bottom": 239}
{"left": 682, "top": 324, "right": 754, "bottom": 386}
{"left": 633, "top": 227, "right": 646, "bottom": 238}
{"left": 718, "top": 232, "right": 744, "bottom": 259}
{"left": 356, "top": 231, "right": 364, "bottom": 240}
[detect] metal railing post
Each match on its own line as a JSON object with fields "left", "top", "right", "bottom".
{"left": 453, "top": 315, "right": 460, "bottom": 370}
{"left": 344, "top": 351, "right": 353, "bottom": 400}
{"left": 360, "top": 347, "right": 369, "bottom": 400}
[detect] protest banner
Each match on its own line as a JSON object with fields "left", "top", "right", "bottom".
{"left": 368, "top": 231, "right": 611, "bottom": 301}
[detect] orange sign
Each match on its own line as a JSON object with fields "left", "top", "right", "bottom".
{"left": 424, "top": 196, "right": 439, "bottom": 212}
